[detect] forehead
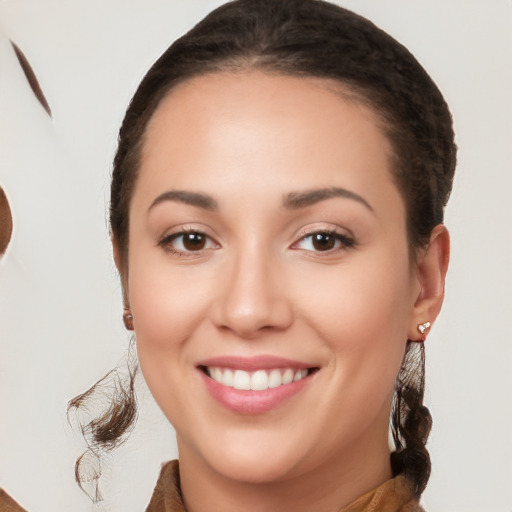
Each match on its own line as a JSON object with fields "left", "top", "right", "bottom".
{"left": 136, "top": 71, "right": 403, "bottom": 218}
{"left": 144, "top": 71, "right": 386, "bottom": 158}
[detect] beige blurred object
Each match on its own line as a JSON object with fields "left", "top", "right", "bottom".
{"left": 10, "top": 41, "right": 51, "bottom": 117}
{"left": 0, "top": 186, "right": 12, "bottom": 256}
{"left": 0, "top": 38, "right": 50, "bottom": 258}
{"left": 0, "top": 489, "right": 27, "bottom": 512}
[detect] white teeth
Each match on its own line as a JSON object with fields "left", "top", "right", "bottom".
{"left": 213, "top": 367, "right": 223, "bottom": 382}
{"left": 268, "top": 369, "right": 282, "bottom": 388}
{"left": 233, "top": 369, "right": 251, "bottom": 390}
{"left": 222, "top": 368, "right": 234, "bottom": 387}
{"left": 250, "top": 370, "right": 268, "bottom": 391}
{"left": 282, "top": 368, "right": 294, "bottom": 385}
{"left": 294, "top": 369, "right": 308, "bottom": 381}
{"left": 206, "top": 366, "right": 310, "bottom": 390}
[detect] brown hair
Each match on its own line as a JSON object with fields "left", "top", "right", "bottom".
{"left": 70, "top": 0, "right": 456, "bottom": 501}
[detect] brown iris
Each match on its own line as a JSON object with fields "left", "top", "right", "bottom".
{"left": 311, "top": 233, "right": 336, "bottom": 251}
{"left": 182, "top": 232, "right": 207, "bottom": 251}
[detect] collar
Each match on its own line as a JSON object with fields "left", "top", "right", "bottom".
{"left": 145, "top": 460, "right": 424, "bottom": 512}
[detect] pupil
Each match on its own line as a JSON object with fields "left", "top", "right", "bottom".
{"left": 183, "top": 233, "right": 205, "bottom": 250}
{"left": 313, "top": 233, "right": 335, "bottom": 251}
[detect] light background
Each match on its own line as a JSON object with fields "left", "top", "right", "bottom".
{"left": 0, "top": 1, "right": 510, "bottom": 511}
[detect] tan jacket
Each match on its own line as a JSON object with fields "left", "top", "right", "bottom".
{"left": 145, "top": 460, "right": 425, "bottom": 512}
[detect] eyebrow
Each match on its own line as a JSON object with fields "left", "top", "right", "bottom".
{"left": 283, "top": 187, "right": 374, "bottom": 212}
{"left": 149, "top": 190, "right": 218, "bottom": 212}
{"left": 148, "top": 187, "right": 373, "bottom": 213}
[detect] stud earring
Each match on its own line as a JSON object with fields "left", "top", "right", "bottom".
{"left": 123, "top": 308, "right": 134, "bottom": 331}
{"left": 417, "top": 321, "right": 431, "bottom": 341}
{"left": 417, "top": 322, "right": 431, "bottom": 335}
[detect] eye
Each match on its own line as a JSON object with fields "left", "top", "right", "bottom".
{"left": 293, "top": 230, "right": 355, "bottom": 252}
{"left": 159, "top": 230, "right": 218, "bottom": 255}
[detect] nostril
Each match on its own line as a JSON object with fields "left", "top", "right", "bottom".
{"left": 0, "top": 186, "right": 13, "bottom": 257}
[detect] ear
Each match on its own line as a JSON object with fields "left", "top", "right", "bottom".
{"left": 409, "top": 224, "right": 450, "bottom": 341}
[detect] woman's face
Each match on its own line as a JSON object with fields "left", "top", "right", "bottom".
{"left": 125, "top": 71, "right": 423, "bottom": 483}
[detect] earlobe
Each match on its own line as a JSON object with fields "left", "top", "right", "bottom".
{"left": 409, "top": 224, "right": 450, "bottom": 341}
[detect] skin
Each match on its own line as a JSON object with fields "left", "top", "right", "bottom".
{"left": 115, "top": 71, "right": 449, "bottom": 512}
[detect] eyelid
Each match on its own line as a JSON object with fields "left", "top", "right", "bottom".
{"left": 158, "top": 226, "right": 220, "bottom": 256}
{"left": 291, "top": 225, "right": 356, "bottom": 253}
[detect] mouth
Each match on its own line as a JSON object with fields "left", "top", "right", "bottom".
{"left": 199, "top": 366, "right": 317, "bottom": 391}
{"left": 196, "top": 356, "right": 319, "bottom": 414}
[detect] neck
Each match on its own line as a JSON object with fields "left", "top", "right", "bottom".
{"left": 177, "top": 436, "right": 393, "bottom": 512}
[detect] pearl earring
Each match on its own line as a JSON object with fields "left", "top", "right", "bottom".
{"left": 417, "top": 322, "right": 431, "bottom": 335}
{"left": 416, "top": 321, "right": 431, "bottom": 341}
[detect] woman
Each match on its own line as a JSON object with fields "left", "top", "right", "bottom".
{"left": 71, "top": 0, "right": 455, "bottom": 510}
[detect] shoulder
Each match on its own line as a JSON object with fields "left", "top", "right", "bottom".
{"left": 340, "top": 475, "right": 425, "bottom": 512}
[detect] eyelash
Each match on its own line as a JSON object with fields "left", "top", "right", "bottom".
{"left": 292, "top": 229, "right": 356, "bottom": 254}
{"left": 158, "top": 228, "right": 356, "bottom": 257}
{"left": 158, "top": 229, "right": 218, "bottom": 257}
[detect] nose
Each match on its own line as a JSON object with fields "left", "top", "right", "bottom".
{"left": 210, "top": 247, "right": 293, "bottom": 339}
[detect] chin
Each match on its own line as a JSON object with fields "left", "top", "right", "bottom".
{"left": 209, "top": 451, "right": 302, "bottom": 484}
{"left": 193, "top": 427, "right": 310, "bottom": 484}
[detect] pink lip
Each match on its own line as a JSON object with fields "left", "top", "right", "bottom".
{"left": 196, "top": 355, "right": 317, "bottom": 415}
{"left": 197, "top": 355, "right": 312, "bottom": 371}
{"left": 200, "top": 372, "right": 312, "bottom": 414}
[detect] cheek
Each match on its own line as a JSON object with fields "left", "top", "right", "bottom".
{"left": 127, "top": 258, "right": 213, "bottom": 367}
{"left": 296, "top": 248, "right": 414, "bottom": 396}
{"left": 297, "top": 255, "right": 413, "bottom": 438}
{"left": 300, "top": 255, "right": 412, "bottom": 343}
{"left": 127, "top": 263, "right": 216, "bottom": 422}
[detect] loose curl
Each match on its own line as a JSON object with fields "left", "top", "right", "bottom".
{"left": 70, "top": 0, "right": 456, "bottom": 501}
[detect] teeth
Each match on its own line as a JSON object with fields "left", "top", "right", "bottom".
{"left": 294, "top": 369, "right": 308, "bottom": 381}
{"left": 233, "top": 369, "right": 251, "bottom": 390}
{"left": 268, "top": 369, "right": 282, "bottom": 388}
{"left": 222, "top": 368, "right": 234, "bottom": 387}
{"left": 251, "top": 370, "right": 268, "bottom": 391}
{"left": 282, "top": 368, "right": 294, "bottom": 385}
{"left": 206, "top": 367, "right": 310, "bottom": 390}
{"left": 213, "top": 367, "right": 223, "bottom": 382}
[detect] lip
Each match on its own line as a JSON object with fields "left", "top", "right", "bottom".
{"left": 197, "top": 355, "right": 317, "bottom": 415}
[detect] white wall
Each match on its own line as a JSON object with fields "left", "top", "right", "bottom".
{"left": 0, "top": 1, "right": 510, "bottom": 511}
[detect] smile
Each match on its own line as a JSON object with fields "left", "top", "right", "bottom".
{"left": 197, "top": 356, "right": 319, "bottom": 414}
{"left": 203, "top": 367, "right": 310, "bottom": 391}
